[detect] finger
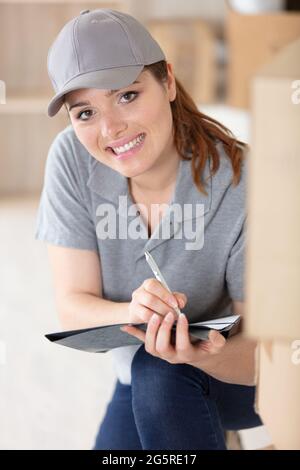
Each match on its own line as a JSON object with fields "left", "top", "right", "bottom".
{"left": 175, "top": 313, "right": 193, "bottom": 352}
{"left": 197, "top": 330, "right": 226, "bottom": 354}
{"left": 144, "top": 313, "right": 163, "bottom": 354}
{"left": 132, "top": 305, "right": 159, "bottom": 324}
{"left": 208, "top": 330, "right": 226, "bottom": 351}
{"left": 138, "top": 289, "right": 177, "bottom": 318}
{"left": 120, "top": 325, "right": 146, "bottom": 342}
{"left": 139, "top": 279, "right": 178, "bottom": 316}
{"left": 173, "top": 292, "right": 187, "bottom": 309}
{"left": 155, "top": 312, "right": 176, "bottom": 357}
{"left": 143, "top": 278, "right": 179, "bottom": 311}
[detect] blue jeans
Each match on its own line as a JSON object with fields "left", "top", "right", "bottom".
{"left": 94, "top": 345, "right": 262, "bottom": 450}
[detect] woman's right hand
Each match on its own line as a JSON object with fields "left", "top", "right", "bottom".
{"left": 128, "top": 278, "right": 187, "bottom": 324}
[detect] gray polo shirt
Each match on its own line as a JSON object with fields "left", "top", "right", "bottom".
{"left": 35, "top": 125, "right": 247, "bottom": 385}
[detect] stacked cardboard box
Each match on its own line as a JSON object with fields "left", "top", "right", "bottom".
{"left": 147, "top": 18, "right": 217, "bottom": 104}
{"left": 246, "top": 37, "right": 300, "bottom": 449}
{"left": 226, "top": 2, "right": 300, "bottom": 108}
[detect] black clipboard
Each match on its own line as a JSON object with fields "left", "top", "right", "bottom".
{"left": 45, "top": 315, "right": 240, "bottom": 353}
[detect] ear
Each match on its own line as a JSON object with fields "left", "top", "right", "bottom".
{"left": 166, "top": 62, "right": 176, "bottom": 102}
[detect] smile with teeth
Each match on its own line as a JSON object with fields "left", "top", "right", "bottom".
{"left": 111, "top": 133, "right": 145, "bottom": 155}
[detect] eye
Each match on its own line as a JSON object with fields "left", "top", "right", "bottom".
{"left": 76, "top": 109, "right": 94, "bottom": 121}
{"left": 119, "top": 91, "right": 139, "bottom": 104}
{"left": 74, "top": 91, "right": 138, "bottom": 121}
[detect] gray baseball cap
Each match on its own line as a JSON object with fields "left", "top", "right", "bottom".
{"left": 47, "top": 9, "right": 166, "bottom": 117}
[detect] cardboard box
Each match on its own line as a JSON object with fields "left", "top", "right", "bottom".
{"left": 246, "top": 38, "right": 300, "bottom": 449}
{"left": 257, "top": 341, "right": 300, "bottom": 449}
{"left": 246, "top": 37, "right": 300, "bottom": 340}
{"left": 147, "top": 18, "right": 217, "bottom": 104}
{"left": 225, "top": 2, "right": 300, "bottom": 108}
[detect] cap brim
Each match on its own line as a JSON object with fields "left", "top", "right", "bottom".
{"left": 47, "top": 65, "right": 144, "bottom": 117}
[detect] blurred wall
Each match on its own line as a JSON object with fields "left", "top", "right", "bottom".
{"left": 129, "top": 0, "right": 226, "bottom": 25}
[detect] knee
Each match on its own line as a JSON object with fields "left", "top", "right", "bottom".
{"left": 131, "top": 344, "right": 182, "bottom": 382}
{"left": 131, "top": 344, "right": 209, "bottom": 398}
{"left": 131, "top": 344, "right": 168, "bottom": 379}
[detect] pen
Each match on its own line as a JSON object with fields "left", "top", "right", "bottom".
{"left": 144, "top": 250, "right": 181, "bottom": 318}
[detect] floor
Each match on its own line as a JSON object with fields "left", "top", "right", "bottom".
{"left": 0, "top": 197, "right": 117, "bottom": 449}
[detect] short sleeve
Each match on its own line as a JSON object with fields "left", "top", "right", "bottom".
{"left": 225, "top": 220, "right": 246, "bottom": 302}
{"left": 34, "top": 130, "right": 98, "bottom": 252}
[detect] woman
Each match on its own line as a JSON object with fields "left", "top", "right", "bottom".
{"left": 35, "top": 9, "right": 262, "bottom": 450}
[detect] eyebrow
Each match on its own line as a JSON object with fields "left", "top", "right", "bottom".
{"left": 68, "top": 80, "right": 141, "bottom": 112}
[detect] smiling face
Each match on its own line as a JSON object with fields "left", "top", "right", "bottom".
{"left": 65, "top": 64, "right": 177, "bottom": 179}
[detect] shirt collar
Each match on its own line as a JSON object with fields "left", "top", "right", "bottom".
{"left": 87, "top": 156, "right": 212, "bottom": 219}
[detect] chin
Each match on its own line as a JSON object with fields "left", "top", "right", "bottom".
{"left": 114, "top": 159, "right": 152, "bottom": 177}
{"left": 117, "top": 167, "right": 145, "bottom": 179}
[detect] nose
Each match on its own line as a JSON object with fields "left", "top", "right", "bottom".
{"left": 99, "top": 110, "right": 128, "bottom": 141}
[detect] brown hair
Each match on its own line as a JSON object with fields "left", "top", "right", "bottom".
{"left": 145, "top": 61, "right": 248, "bottom": 195}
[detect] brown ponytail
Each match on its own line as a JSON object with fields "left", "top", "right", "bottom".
{"left": 145, "top": 61, "right": 248, "bottom": 195}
